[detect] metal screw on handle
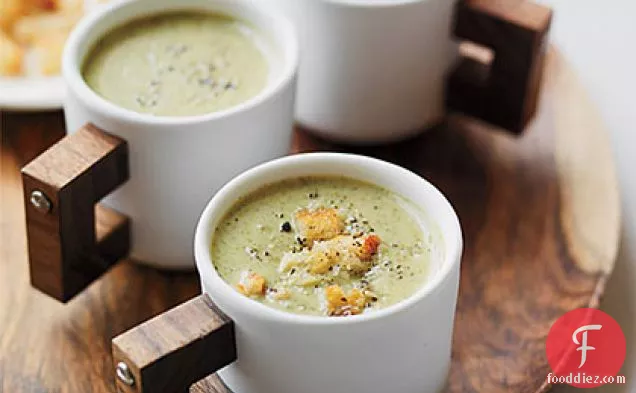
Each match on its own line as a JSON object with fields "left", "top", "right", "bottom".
{"left": 116, "top": 361, "right": 135, "bottom": 387}
{"left": 30, "top": 190, "right": 51, "bottom": 214}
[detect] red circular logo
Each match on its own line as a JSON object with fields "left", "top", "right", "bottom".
{"left": 546, "top": 308, "right": 626, "bottom": 388}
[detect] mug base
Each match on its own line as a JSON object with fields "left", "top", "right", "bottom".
{"left": 296, "top": 117, "right": 446, "bottom": 146}
{"left": 128, "top": 257, "right": 197, "bottom": 272}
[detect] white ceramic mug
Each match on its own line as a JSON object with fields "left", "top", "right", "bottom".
{"left": 21, "top": 0, "right": 298, "bottom": 301}
{"left": 112, "top": 153, "right": 463, "bottom": 393}
{"left": 265, "top": 0, "right": 552, "bottom": 143}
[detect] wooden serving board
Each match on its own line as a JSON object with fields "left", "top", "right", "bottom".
{"left": 0, "top": 47, "right": 620, "bottom": 393}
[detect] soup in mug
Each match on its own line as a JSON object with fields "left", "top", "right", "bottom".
{"left": 83, "top": 12, "right": 269, "bottom": 116}
{"left": 211, "top": 177, "right": 433, "bottom": 317}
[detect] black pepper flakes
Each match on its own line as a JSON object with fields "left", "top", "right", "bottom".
{"left": 281, "top": 222, "right": 292, "bottom": 232}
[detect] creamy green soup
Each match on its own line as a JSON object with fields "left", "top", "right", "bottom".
{"left": 211, "top": 177, "right": 432, "bottom": 317}
{"left": 83, "top": 12, "right": 269, "bottom": 116}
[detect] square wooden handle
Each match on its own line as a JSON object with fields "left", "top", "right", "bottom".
{"left": 112, "top": 294, "right": 237, "bottom": 393}
{"left": 21, "top": 124, "right": 130, "bottom": 302}
{"left": 447, "top": 0, "right": 554, "bottom": 133}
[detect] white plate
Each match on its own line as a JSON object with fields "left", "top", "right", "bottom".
{"left": 0, "top": 0, "right": 107, "bottom": 111}
{"left": 0, "top": 77, "right": 65, "bottom": 111}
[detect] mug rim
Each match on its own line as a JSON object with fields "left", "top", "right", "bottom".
{"left": 194, "top": 152, "right": 463, "bottom": 325}
{"left": 63, "top": 0, "right": 299, "bottom": 126}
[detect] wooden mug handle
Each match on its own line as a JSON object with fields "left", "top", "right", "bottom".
{"left": 21, "top": 123, "right": 130, "bottom": 302}
{"left": 446, "top": 0, "right": 554, "bottom": 133}
{"left": 112, "top": 294, "right": 237, "bottom": 393}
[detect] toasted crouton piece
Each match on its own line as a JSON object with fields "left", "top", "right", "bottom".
{"left": 0, "top": 0, "right": 24, "bottom": 31}
{"left": 24, "top": 0, "right": 83, "bottom": 13}
{"left": 308, "top": 235, "right": 371, "bottom": 274}
{"left": 279, "top": 234, "right": 381, "bottom": 276}
{"left": 55, "top": 0, "right": 83, "bottom": 12}
{"left": 25, "top": 0, "right": 57, "bottom": 12}
{"left": 236, "top": 271, "right": 266, "bottom": 297}
{"left": 0, "top": 31, "right": 22, "bottom": 76}
{"left": 32, "top": 30, "right": 68, "bottom": 75}
{"left": 306, "top": 246, "right": 340, "bottom": 275}
{"left": 356, "top": 234, "right": 381, "bottom": 261}
{"left": 293, "top": 207, "right": 343, "bottom": 246}
{"left": 12, "top": 10, "right": 81, "bottom": 45}
{"left": 325, "top": 286, "right": 366, "bottom": 316}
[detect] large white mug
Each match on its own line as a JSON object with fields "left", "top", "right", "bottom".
{"left": 21, "top": 0, "right": 298, "bottom": 302}
{"left": 112, "top": 153, "right": 463, "bottom": 393}
{"left": 265, "top": 0, "right": 552, "bottom": 143}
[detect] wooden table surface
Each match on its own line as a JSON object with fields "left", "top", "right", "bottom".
{"left": 0, "top": 48, "right": 621, "bottom": 393}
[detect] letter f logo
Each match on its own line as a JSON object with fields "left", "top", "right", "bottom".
{"left": 572, "top": 325, "right": 603, "bottom": 368}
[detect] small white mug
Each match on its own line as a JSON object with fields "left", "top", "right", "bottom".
{"left": 21, "top": 0, "right": 298, "bottom": 301}
{"left": 266, "top": 0, "right": 552, "bottom": 143}
{"left": 112, "top": 152, "right": 463, "bottom": 393}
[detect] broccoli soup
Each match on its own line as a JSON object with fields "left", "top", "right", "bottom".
{"left": 211, "top": 177, "right": 434, "bottom": 317}
{"left": 83, "top": 12, "right": 269, "bottom": 117}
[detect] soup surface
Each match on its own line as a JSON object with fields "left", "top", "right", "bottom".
{"left": 211, "top": 177, "right": 433, "bottom": 317}
{"left": 83, "top": 12, "right": 269, "bottom": 116}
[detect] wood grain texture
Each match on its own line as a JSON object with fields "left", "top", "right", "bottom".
{"left": 21, "top": 124, "right": 130, "bottom": 302}
{"left": 0, "top": 47, "right": 620, "bottom": 393}
{"left": 112, "top": 295, "right": 236, "bottom": 393}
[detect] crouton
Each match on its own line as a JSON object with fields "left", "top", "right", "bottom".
{"left": 357, "top": 234, "right": 381, "bottom": 261}
{"left": 236, "top": 271, "right": 266, "bottom": 297}
{"left": 55, "top": 0, "right": 83, "bottom": 12}
{"left": 0, "top": 31, "right": 22, "bottom": 76}
{"left": 325, "top": 285, "right": 366, "bottom": 316}
{"left": 0, "top": 0, "right": 24, "bottom": 31}
{"left": 293, "top": 207, "right": 343, "bottom": 246}
{"left": 25, "top": 0, "right": 57, "bottom": 12}
{"left": 280, "top": 234, "right": 382, "bottom": 276}
{"left": 306, "top": 249, "right": 339, "bottom": 275}
{"left": 12, "top": 10, "right": 81, "bottom": 45}
{"left": 32, "top": 30, "right": 68, "bottom": 75}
